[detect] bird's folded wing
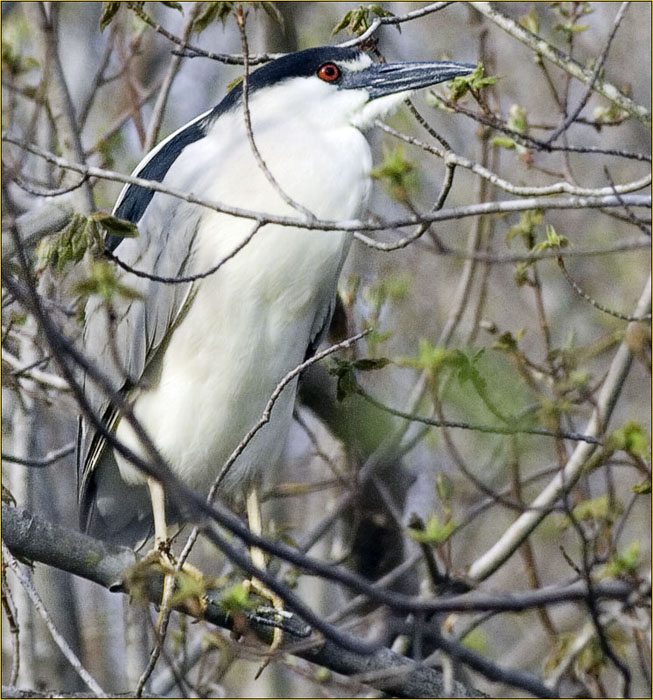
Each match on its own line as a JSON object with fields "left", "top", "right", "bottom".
{"left": 77, "top": 190, "right": 202, "bottom": 512}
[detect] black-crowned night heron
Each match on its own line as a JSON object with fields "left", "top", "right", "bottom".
{"left": 77, "top": 46, "right": 473, "bottom": 563}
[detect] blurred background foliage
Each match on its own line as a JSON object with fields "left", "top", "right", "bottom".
{"left": 1, "top": 2, "right": 650, "bottom": 697}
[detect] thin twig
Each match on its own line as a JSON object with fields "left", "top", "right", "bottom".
{"left": 338, "top": 2, "right": 456, "bottom": 48}
{"left": 375, "top": 120, "right": 651, "bottom": 198}
{"left": 2, "top": 348, "right": 70, "bottom": 391}
{"left": 545, "top": 2, "right": 630, "bottom": 144}
{"left": 469, "top": 1, "right": 651, "bottom": 126}
{"left": 23, "top": 2, "right": 94, "bottom": 213}
{"left": 425, "top": 237, "right": 651, "bottom": 263}
{"left": 1, "top": 442, "right": 74, "bottom": 468}
{"left": 235, "top": 8, "right": 315, "bottom": 221}
{"left": 144, "top": 2, "right": 202, "bottom": 152}
{"left": 433, "top": 95, "right": 651, "bottom": 162}
{"left": 1, "top": 574, "right": 20, "bottom": 685}
{"left": 1, "top": 542, "right": 108, "bottom": 697}
{"left": 357, "top": 384, "right": 602, "bottom": 445}
{"left": 105, "top": 220, "right": 264, "bottom": 284}
{"left": 557, "top": 256, "right": 651, "bottom": 322}
{"left": 4, "top": 134, "right": 651, "bottom": 236}
{"left": 176, "top": 330, "right": 372, "bottom": 569}
{"left": 127, "top": 1, "right": 277, "bottom": 65}
{"left": 468, "top": 273, "right": 652, "bottom": 581}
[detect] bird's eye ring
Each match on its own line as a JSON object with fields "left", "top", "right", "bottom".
{"left": 317, "top": 63, "right": 341, "bottom": 83}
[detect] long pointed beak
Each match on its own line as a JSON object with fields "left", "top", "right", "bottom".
{"left": 343, "top": 60, "right": 476, "bottom": 99}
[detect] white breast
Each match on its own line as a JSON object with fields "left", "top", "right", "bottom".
{"left": 114, "top": 104, "right": 372, "bottom": 497}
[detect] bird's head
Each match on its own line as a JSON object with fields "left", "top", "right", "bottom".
{"left": 223, "top": 46, "right": 476, "bottom": 131}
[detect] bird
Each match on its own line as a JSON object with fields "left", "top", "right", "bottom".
{"left": 77, "top": 45, "right": 474, "bottom": 553}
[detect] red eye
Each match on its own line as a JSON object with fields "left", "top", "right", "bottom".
{"left": 317, "top": 63, "right": 340, "bottom": 82}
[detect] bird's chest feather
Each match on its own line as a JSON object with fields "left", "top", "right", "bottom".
{"left": 122, "top": 119, "right": 371, "bottom": 490}
{"left": 175, "top": 114, "right": 371, "bottom": 358}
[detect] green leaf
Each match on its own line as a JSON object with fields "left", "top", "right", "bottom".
{"left": 492, "top": 330, "right": 524, "bottom": 353}
{"left": 225, "top": 75, "right": 244, "bottom": 93}
{"left": 370, "top": 145, "right": 417, "bottom": 202}
{"left": 396, "top": 339, "right": 449, "bottom": 376}
{"left": 2, "top": 484, "right": 16, "bottom": 506}
{"left": 352, "top": 357, "right": 390, "bottom": 371}
{"left": 544, "top": 634, "right": 575, "bottom": 674}
{"left": 506, "top": 209, "right": 544, "bottom": 245}
{"left": 608, "top": 422, "right": 650, "bottom": 459}
{"left": 260, "top": 2, "right": 283, "bottom": 27}
{"left": 603, "top": 542, "right": 641, "bottom": 578}
{"left": 329, "top": 356, "right": 388, "bottom": 401}
{"left": 519, "top": 6, "right": 540, "bottom": 34}
{"left": 329, "top": 358, "right": 359, "bottom": 402}
{"left": 362, "top": 272, "right": 410, "bottom": 313}
{"left": 507, "top": 104, "right": 528, "bottom": 134}
{"left": 332, "top": 10, "right": 356, "bottom": 36}
{"left": 435, "top": 472, "right": 453, "bottom": 505}
{"left": 167, "top": 572, "right": 207, "bottom": 608}
{"left": 192, "top": 2, "right": 235, "bottom": 32}
{"left": 531, "top": 224, "right": 570, "bottom": 253}
{"left": 365, "top": 328, "right": 393, "bottom": 356}
{"left": 192, "top": 1, "right": 280, "bottom": 33}
{"left": 461, "top": 628, "right": 489, "bottom": 654}
{"left": 332, "top": 5, "right": 397, "bottom": 37}
{"left": 369, "top": 4, "right": 395, "bottom": 19}
{"left": 407, "top": 514, "right": 456, "bottom": 544}
{"left": 160, "top": 1, "right": 183, "bottom": 11}
{"left": 557, "top": 494, "right": 622, "bottom": 531}
{"left": 555, "top": 21, "right": 589, "bottom": 35}
{"left": 100, "top": 1, "right": 123, "bottom": 31}
{"left": 35, "top": 214, "right": 90, "bottom": 273}
{"left": 90, "top": 211, "right": 140, "bottom": 240}
{"left": 1, "top": 42, "right": 39, "bottom": 76}
{"left": 513, "top": 261, "right": 531, "bottom": 286}
{"left": 492, "top": 136, "right": 516, "bottom": 149}
{"left": 73, "top": 261, "right": 142, "bottom": 303}
{"left": 219, "top": 582, "right": 254, "bottom": 613}
{"left": 632, "top": 480, "right": 651, "bottom": 495}
{"left": 573, "top": 494, "right": 612, "bottom": 521}
{"left": 451, "top": 348, "right": 487, "bottom": 391}
{"left": 592, "top": 103, "right": 629, "bottom": 125}
{"left": 447, "top": 62, "right": 497, "bottom": 101}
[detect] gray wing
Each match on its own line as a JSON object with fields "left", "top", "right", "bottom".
{"left": 77, "top": 184, "right": 202, "bottom": 537}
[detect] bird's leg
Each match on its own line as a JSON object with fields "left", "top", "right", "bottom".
{"left": 148, "top": 478, "right": 169, "bottom": 552}
{"left": 244, "top": 487, "right": 284, "bottom": 675}
{"left": 146, "top": 479, "right": 207, "bottom": 632}
{"left": 147, "top": 478, "right": 176, "bottom": 632}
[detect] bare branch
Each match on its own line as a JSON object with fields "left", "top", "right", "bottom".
{"left": 1, "top": 442, "right": 74, "bottom": 468}
{"left": 338, "top": 2, "right": 456, "bottom": 47}
{"left": 468, "top": 273, "right": 652, "bottom": 581}
{"left": 375, "top": 120, "right": 652, "bottom": 198}
{"left": 469, "top": 1, "right": 651, "bottom": 126}
{"left": 557, "top": 256, "right": 652, "bottom": 321}
{"left": 2, "top": 348, "right": 70, "bottom": 391}
{"left": 1, "top": 503, "right": 486, "bottom": 699}
{"left": 357, "top": 383, "right": 603, "bottom": 445}
{"left": 5, "top": 136, "right": 649, "bottom": 238}
{"left": 22, "top": 3, "right": 94, "bottom": 212}
{"left": 1, "top": 542, "right": 108, "bottom": 697}
{"left": 545, "top": 2, "right": 630, "bottom": 143}
{"left": 143, "top": 3, "right": 203, "bottom": 152}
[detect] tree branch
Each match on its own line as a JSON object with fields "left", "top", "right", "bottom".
{"left": 469, "top": 2, "right": 651, "bottom": 127}
{"left": 4, "top": 135, "right": 650, "bottom": 238}
{"left": 468, "top": 273, "right": 652, "bottom": 581}
{"left": 1, "top": 503, "right": 485, "bottom": 699}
